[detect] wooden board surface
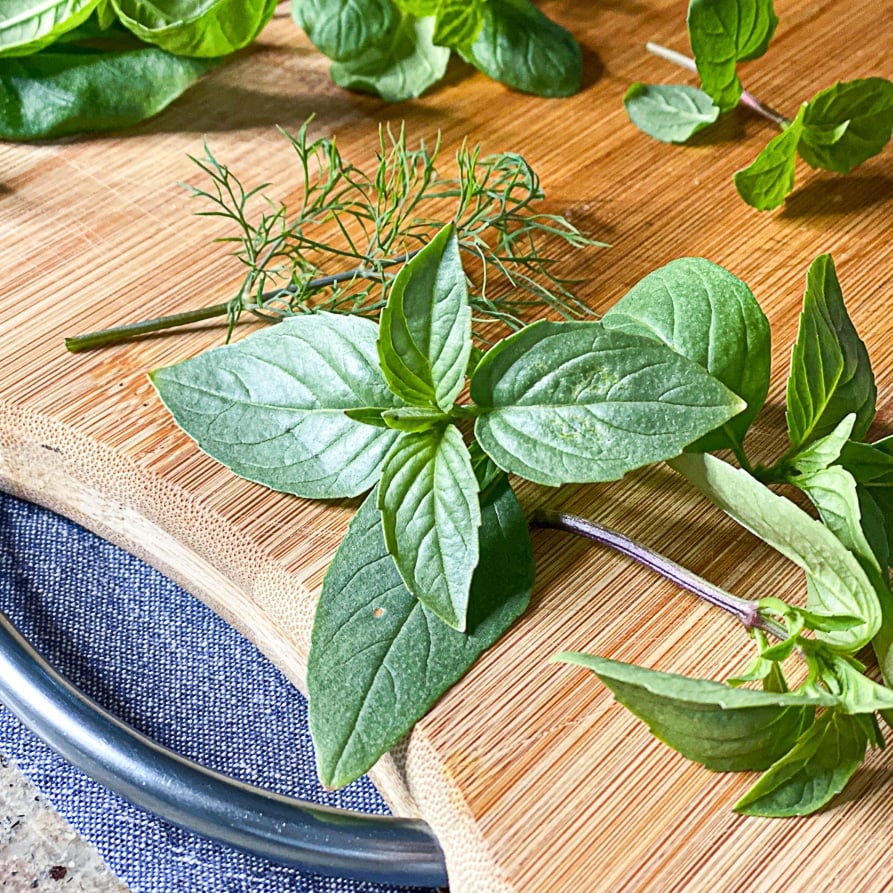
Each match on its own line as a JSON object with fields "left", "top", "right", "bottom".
{"left": 1, "top": 3, "right": 892, "bottom": 890}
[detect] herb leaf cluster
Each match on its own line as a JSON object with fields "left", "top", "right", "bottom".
{"left": 0, "top": 0, "right": 582, "bottom": 140}
{"left": 624, "top": 0, "right": 893, "bottom": 209}
{"left": 150, "top": 225, "right": 745, "bottom": 787}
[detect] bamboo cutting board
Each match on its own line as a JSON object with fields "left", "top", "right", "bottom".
{"left": 1, "top": 2, "right": 892, "bottom": 890}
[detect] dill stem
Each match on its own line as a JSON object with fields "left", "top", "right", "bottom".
{"left": 645, "top": 41, "right": 792, "bottom": 129}
{"left": 64, "top": 251, "right": 418, "bottom": 352}
{"left": 532, "top": 508, "right": 788, "bottom": 640}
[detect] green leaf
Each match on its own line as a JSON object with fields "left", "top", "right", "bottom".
{"left": 671, "top": 453, "right": 881, "bottom": 651}
{"left": 378, "top": 426, "right": 480, "bottom": 631}
{"left": 734, "top": 708, "right": 868, "bottom": 816}
{"left": 112, "top": 0, "right": 278, "bottom": 56}
{"left": 378, "top": 224, "right": 471, "bottom": 411}
{"left": 292, "top": 0, "right": 397, "bottom": 62}
{"left": 623, "top": 82, "right": 721, "bottom": 143}
{"left": 787, "top": 413, "right": 856, "bottom": 475}
{"left": 381, "top": 406, "right": 450, "bottom": 432}
{"left": 309, "top": 473, "right": 533, "bottom": 788}
{"left": 824, "top": 654, "right": 893, "bottom": 714}
{"left": 459, "top": 0, "right": 581, "bottom": 98}
{"left": 733, "top": 117, "right": 803, "bottom": 211}
{"left": 786, "top": 254, "right": 876, "bottom": 450}
{"left": 798, "top": 78, "right": 893, "bottom": 174}
{"left": 330, "top": 11, "right": 449, "bottom": 102}
{"left": 0, "top": 0, "right": 100, "bottom": 57}
{"left": 433, "top": 0, "right": 484, "bottom": 49}
{"left": 557, "top": 653, "right": 830, "bottom": 772}
{"left": 0, "top": 43, "right": 214, "bottom": 140}
{"left": 601, "top": 256, "right": 770, "bottom": 453}
{"left": 471, "top": 320, "right": 745, "bottom": 487}
{"left": 687, "top": 0, "right": 779, "bottom": 111}
{"left": 840, "top": 437, "right": 893, "bottom": 485}
{"left": 150, "top": 313, "right": 403, "bottom": 499}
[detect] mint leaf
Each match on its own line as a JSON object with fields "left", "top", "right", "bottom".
{"left": 471, "top": 320, "right": 745, "bottom": 486}
{"left": 786, "top": 254, "right": 876, "bottom": 450}
{"left": 557, "top": 653, "right": 830, "bottom": 771}
{"left": 687, "top": 0, "right": 779, "bottom": 111}
{"left": 378, "top": 426, "right": 480, "bottom": 631}
{"left": 733, "top": 118, "right": 803, "bottom": 211}
{"left": 624, "top": 83, "right": 721, "bottom": 143}
{"left": 671, "top": 453, "right": 881, "bottom": 651}
{"left": 330, "top": 11, "right": 449, "bottom": 102}
{"left": 734, "top": 709, "right": 869, "bottom": 816}
{"left": 150, "top": 313, "right": 403, "bottom": 499}
{"left": 602, "top": 256, "right": 770, "bottom": 453}
{"left": 378, "top": 224, "right": 471, "bottom": 411}
{"left": 113, "top": 0, "right": 278, "bottom": 56}
{"left": 459, "top": 0, "right": 581, "bottom": 98}
{"left": 798, "top": 78, "right": 893, "bottom": 174}
{"left": 309, "top": 474, "right": 533, "bottom": 788}
{"left": 292, "top": 0, "right": 397, "bottom": 62}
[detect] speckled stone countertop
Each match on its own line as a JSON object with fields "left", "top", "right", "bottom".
{"left": 0, "top": 754, "right": 127, "bottom": 892}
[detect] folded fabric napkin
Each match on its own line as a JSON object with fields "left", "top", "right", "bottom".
{"left": 0, "top": 492, "right": 433, "bottom": 893}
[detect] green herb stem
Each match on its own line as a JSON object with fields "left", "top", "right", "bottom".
{"left": 645, "top": 41, "right": 791, "bottom": 129}
{"left": 532, "top": 508, "right": 787, "bottom": 639}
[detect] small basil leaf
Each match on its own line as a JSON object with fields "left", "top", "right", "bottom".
{"left": 671, "top": 453, "right": 881, "bottom": 651}
{"left": 840, "top": 437, "right": 893, "bottom": 485}
{"left": 150, "top": 313, "right": 403, "bottom": 499}
{"left": 378, "top": 223, "right": 471, "bottom": 411}
{"left": 687, "top": 0, "right": 779, "bottom": 111}
{"left": 458, "top": 0, "right": 581, "bottom": 98}
{"left": 624, "top": 82, "right": 721, "bottom": 143}
{"left": 292, "top": 0, "right": 397, "bottom": 62}
{"left": 330, "top": 11, "right": 449, "bottom": 102}
{"left": 734, "top": 708, "right": 868, "bottom": 816}
{"left": 557, "top": 653, "right": 830, "bottom": 771}
{"left": 0, "top": 0, "right": 100, "bottom": 57}
{"left": 786, "top": 254, "right": 876, "bottom": 450}
{"left": 787, "top": 413, "right": 856, "bottom": 476}
{"left": 381, "top": 406, "right": 450, "bottom": 432}
{"left": 798, "top": 78, "right": 893, "bottom": 174}
{"left": 825, "top": 655, "right": 893, "bottom": 714}
{"left": 378, "top": 426, "right": 480, "bottom": 631}
{"left": 0, "top": 45, "right": 214, "bottom": 140}
{"left": 309, "top": 476, "right": 533, "bottom": 788}
{"left": 112, "top": 0, "right": 277, "bottom": 56}
{"left": 601, "top": 256, "right": 770, "bottom": 453}
{"left": 733, "top": 117, "right": 803, "bottom": 211}
{"left": 471, "top": 320, "right": 745, "bottom": 486}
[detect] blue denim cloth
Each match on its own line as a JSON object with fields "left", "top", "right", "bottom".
{"left": 0, "top": 492, "right": 434, "bottom": 893}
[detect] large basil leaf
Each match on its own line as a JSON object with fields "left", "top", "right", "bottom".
{"left": 734, "top": 708, "right": 869, "bottom": 816}
{"left": 150, "top": 313, "right": 403, "bottom": 499}
{"left": 558, "top": 653, "right": 830, "bottom": 772}
{"left": 378, "top": 426, "right": 480, "bottom": 631}
{"left": 786, "top": 254, "right": 876, "bottom": 450}
{"left": 292, "top": 0, "right": 396, "bottom": 62}
{"left": 470, "top": 321, "right": 745, "bottom": 486}
{"left": 733, "top": 117, "right": 803, "bottom": 211}
{"left": 623, "top": 83, "right": 721, "bottom": 143}
{"left": 309, "top": 472, "right": 533, "bottom": 788}
{"left": 798, "top": 78, "right": 893, "bottom": 174}
{"left": 602, "top": 257, "right": 769, "bottom": 453}
{"left": 112, "top": 0, "right": 278, "bottom": 57}
{"left": 459, "top": 0, "right": 581, "bottom": 98}
{"left": 330, "top": 11, "right": 449, "bottom": 102}
{"left": 671, "top": 452, "right": 881, "bottom": 651}
{"left": 0, "top": 0, "right": 100, "bottom": 57}
{"left": 687, "top": 0, "right": 778, "bottom": 111}
{"left": 0, "top": 44, "right": 214, "bottom": 140}
{"left": 378, "top": 224, "right": 471, "bottom": 411}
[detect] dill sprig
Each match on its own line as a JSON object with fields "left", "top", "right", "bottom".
{"left": 66, "top": 121, "right": 604, "bottom": 352}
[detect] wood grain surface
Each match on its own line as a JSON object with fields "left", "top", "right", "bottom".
{"left": 1, "top": 2, "right": 892, "bottom": 890}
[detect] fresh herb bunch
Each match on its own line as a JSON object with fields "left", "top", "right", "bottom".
{"left": 66, "top": 122, "right": 601, "bottom": 352}
{"left": 0, "top": 0, "right": 581, "bottom": 140}
{"left": 624, "top": 0, "right": 893, "bottom": 210}
{"left": 150, "top": 218, "right": 893, "bottom": 815}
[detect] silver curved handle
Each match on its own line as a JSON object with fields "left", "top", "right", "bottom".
{"left": 0, "top": 610, "right": 448, "bottom": 889}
